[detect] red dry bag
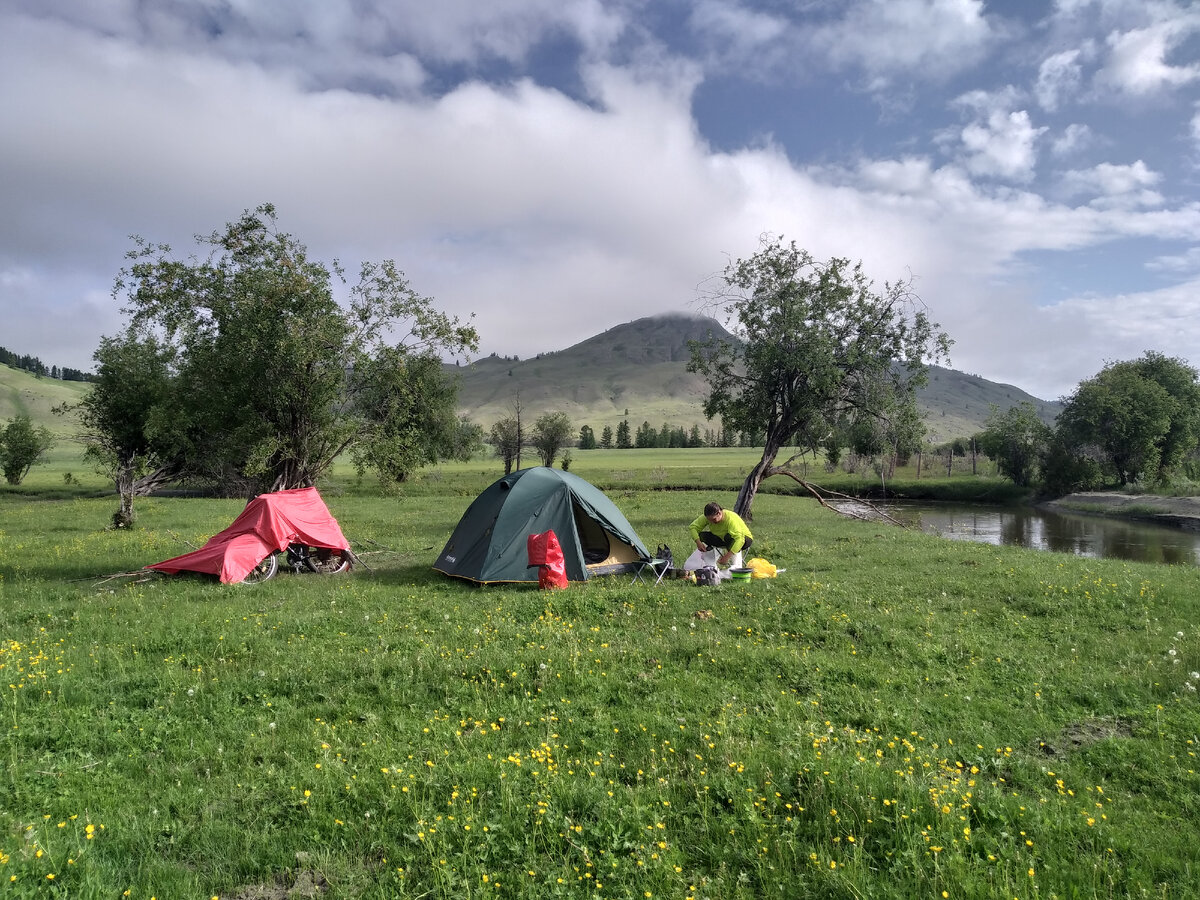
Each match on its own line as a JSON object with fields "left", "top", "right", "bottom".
{"left": 527, "top": 530, "right": 568, "bottom": 589}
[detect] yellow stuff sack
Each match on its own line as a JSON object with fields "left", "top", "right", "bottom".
{"left": 747, "top": 557, "right": 777, "bottom": 578}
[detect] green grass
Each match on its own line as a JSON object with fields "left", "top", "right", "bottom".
{"left": 3, "top": 459, "right": 1200, "bottom": 899}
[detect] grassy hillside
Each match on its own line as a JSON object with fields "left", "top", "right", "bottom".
{"left": 918, "top": 365, "right": 1062, "bottom": 443}
{"left": 0, "top": 363, "right": 90, "bottom": 435}
{"left": 452, "top": 314, "right": 1062, "bottom": 443}
{"left": 450, "top": 314, "right": 724, "bottom": 437}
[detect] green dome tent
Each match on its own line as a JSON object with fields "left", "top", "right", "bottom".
{"left": 433, "top": 467, "right": 651, "bottom": 584}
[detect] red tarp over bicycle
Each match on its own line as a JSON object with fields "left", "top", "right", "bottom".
{"left": 147, "top": 487, "right": 351, "bottom": 584}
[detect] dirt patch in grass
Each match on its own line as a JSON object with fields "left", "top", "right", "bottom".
{"left": 227, "top": 866, "right": 329, "bottom": 900}
{"left": 1035, "top": 717, "right": 1134, "bottom": 758}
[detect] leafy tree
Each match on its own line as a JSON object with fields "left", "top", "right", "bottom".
{"left": 0, "top": 415, "right": 56, "bottom": 485}
{"left": 449, "top": 416, "right": 486, "bottom": 462}
{"left": 578, "top": 425, "right": 597, "bottom": 450}
{"left": 689, "top": 237, "right": 949, "bottom": 518}
{"left": 490, "top": 417, "right": 522, "bottom": 475}
{"left": 977, "top": 401, "right": 1051, "bottom": 488}
{"left": 101, "top": 204, "right": 477, "bottom": 501}
{"left": 1040, "top": 432, "right": 1103, "bottom": 496}
{"left": 73, "top": 332, "right": 181, "bottom": 526}
{"left": 531, "top": 412, "right": 573, "bottom": 467}
{"left": 1055, "top": 353, "right": 1199, "bottom": 486}
{"left": 1128, "top": 352, "right": 1200, "bottom": 479}
{"left": 347, "top": 351, "right": 480, "bottom": 485}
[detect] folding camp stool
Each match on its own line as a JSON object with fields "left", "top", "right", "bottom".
{"left": 631, "top": 557, "right": 671, "bottom": 585}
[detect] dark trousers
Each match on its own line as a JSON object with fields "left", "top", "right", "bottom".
{"left": 698, "top": 531, "right": 752, "bottom": 554}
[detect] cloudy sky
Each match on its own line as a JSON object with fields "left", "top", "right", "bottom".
{"left": 3, "top": 0, "right": 1199, "bottom": 400}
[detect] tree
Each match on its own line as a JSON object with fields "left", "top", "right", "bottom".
{"left": 635, "top": 421, "right": 656, "bottom": 449}
{"left": 0, "top": 415, "right": 56, "bottom": 485}
{"left": 1055, "top": 353, "right": 1199, "bottom": 486}
{"left": 531, "top": 412, "right": 573, "bottom": 467}
{"left": 73, "top": 332, "right": 181, "bottom": 526}
{"left": 977, "top": 402, "right": 1051, "bottom": 488}
{"left": 689, "top": 237, "right": 950, "bottom": 519}
{"left": 599, "top": 425, "right": 614, "bottom": 449}
{"left": 578, "top": 425, "right": 597, "bottom": 450}
{"left": 98, "top": 204, "right": 476, "bottom": 504}
{"left": 1127, "top": 352, "right": 1200, "bottom": 480}
{"left": 615, "top": 419, "right": 632, "bottom": 449}
{"left": 490, "top": 417, "right": 522, "bottom": 475}
{"left": 448, "top": 416, "right": 486, "bottom": 462}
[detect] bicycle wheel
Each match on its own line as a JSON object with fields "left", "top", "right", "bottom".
{"left": 241, "top": 553, "right": 279, "bottom": 584}
{"left": 305, "top": 548, "right": 351, "bottom": 575}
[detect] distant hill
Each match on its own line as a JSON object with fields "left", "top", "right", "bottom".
{"left": 452, "top": 313, "right": 1062, "bottom": 443}
{"left": 0, "top": 363, "right": 90, "bottom": 435}
{"left": 4, "top": 317, "right": 1063, "bottom": 448}
{"left": 448, "top": 314, "right": 727, "bottom": 436}
{"left": 919, "top": 365, "right": 1061, "bottom": 443}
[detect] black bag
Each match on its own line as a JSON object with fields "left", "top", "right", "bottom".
{"left": 694, "top": 566, "right": 719, "bottom": 586}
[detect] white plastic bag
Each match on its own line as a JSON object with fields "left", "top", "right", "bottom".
{"left": 682, "top": 548, "right": 720, "bottom": 571}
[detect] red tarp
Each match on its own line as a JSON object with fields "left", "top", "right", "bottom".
{"left": 147, "top": 487, "right": 351, "bottom": 584}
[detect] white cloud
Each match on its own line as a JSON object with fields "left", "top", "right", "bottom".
{"left": 1035, "top": 47, "right": 1088, "bottom": 111}
{"left": 947, "top": 92, "right": 1046, "bottom": 181}
{"left": 688, "top": 0, "right": 788, "bottom": 60}
{"left": 1147, "top": 246, "right": 1200, "bottom": 274}
{"left": 4, "top": 2, "right": 1200, "bottom": 403}
{"left": 1060, "top": 160, "right": 1165, "bottom": 209}
{"left": 810, "top": 0, "right": 996, "bottom": 87}
{"left": 683, "top": 0, "right": 996, "bottom": 89}
{"left": 10, "top": 0, "right": 631, "bottom": 93}
{"left": 1097, "top": 16, "right": 1200, "bottom": 96}
{"left": 1052, "top": 123, "right": 1096, "bottom": 158}
{"left": 950, "top": 277, "right": 1200, "bottom": 400}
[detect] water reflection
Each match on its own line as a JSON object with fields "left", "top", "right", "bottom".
{"left": 873, "top": 502, "right": 1200, "bottom": 566}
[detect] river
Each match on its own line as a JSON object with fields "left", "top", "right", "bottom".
{"left": 855, "top": 501, "right": 1200, "bottom": 566}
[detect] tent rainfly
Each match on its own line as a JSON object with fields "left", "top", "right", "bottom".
{"left": 433, "top": 467, "right": 650, "bottom": 584}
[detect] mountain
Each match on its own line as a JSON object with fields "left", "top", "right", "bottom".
{"left": 452, "top": 313, "right": 1062, "bottom": 443}
{"left": 3, "top": 315, "right": 1062, "bottom": 447}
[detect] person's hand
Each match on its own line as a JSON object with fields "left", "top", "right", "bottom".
{"left": 695, "top": 539, "right": 707, "bottom": 551}
{"left": 718, "top": 552, "right": 732, "bottom": 566}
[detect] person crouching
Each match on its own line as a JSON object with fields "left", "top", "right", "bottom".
{"left": 689, "top": 501, "right": 753, "bottom": 567}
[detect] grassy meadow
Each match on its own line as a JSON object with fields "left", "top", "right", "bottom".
{"left": 2, "top": 449, "right": 1199, "bottom": 899}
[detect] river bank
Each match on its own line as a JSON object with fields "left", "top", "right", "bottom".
{"left": 1043, "top": 491, "right": 1200, "bottom": 530}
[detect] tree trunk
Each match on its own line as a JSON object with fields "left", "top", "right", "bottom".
{"left": 112, "top": 460, "right": 181, "bottom": 528}
{"left": 734, "top": 438, "right": 783, "bottom": 521}
{"left": 113, "top": 467, "right": 136, "bottom": 529}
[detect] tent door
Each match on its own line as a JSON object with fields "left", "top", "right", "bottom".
{"left": 573, "top": 504, "right": 611, "bottom": 563}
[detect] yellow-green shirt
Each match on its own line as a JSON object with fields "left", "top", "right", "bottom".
{"left": 688, "top": 510, "right": 753, "bottom": 553}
